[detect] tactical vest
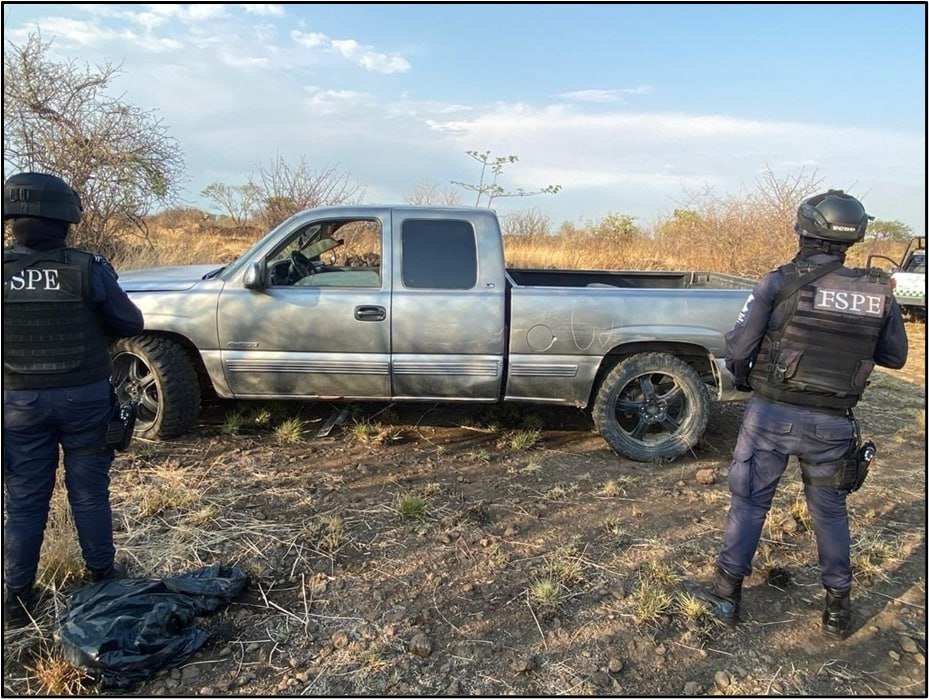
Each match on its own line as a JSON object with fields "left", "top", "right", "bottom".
{"left": 749, "top": 262, "right": 893, "bottom": 410}
{"left": 3, "top": 248, "right": 113, "bottom": 389}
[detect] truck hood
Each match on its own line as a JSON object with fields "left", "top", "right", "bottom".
{"left": 117, "top": 264, "right": 222, "bottom": 292}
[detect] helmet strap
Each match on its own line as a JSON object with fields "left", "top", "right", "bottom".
{"left": 796, "top": 236, "right": 849, "bottom": 262}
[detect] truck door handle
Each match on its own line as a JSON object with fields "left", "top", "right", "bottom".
{"left": 354, "top": 305, "right": 386, "bottom": 321}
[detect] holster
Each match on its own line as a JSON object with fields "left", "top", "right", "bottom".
{"left": 801, "top": 413, "right": 876, "bottom": 493}
{"left": 106, "top": 400, "right": 138, "bottom": 451}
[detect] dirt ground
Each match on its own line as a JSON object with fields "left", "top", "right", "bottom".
{"left": 3, "top": 323, "right": 926, "bottom": 697}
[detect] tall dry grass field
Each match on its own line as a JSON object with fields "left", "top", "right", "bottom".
{"left": 114, "top": 210, "right": 911, "bottom": 282}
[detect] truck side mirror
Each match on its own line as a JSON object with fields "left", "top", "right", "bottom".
{"left": 243, "top": 261, "right": 266, "bottom": 290}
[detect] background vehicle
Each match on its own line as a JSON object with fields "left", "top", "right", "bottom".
{"left": 869, "top": 236, "right": 925, "bottom": 319}
{"left": 112, "top": 206, "right": 755, "bottom": 462}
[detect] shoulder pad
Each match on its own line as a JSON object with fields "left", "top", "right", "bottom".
{"left": 867, "top": 267, "right": 892, "bottom": 283}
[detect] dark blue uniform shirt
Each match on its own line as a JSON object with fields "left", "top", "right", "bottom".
{"left": 724, "top": 253, "right": 908, "bottom": 387}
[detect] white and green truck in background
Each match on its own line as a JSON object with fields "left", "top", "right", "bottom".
{"left": 871, "top": 237, "right": 925, "bottom": 319}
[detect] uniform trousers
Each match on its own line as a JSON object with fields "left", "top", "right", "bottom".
{"left": 3, "top": 378, "right": 116, "bottom": 588}
{"left": 718, "top": 395, "right": 855, "bottom": 590}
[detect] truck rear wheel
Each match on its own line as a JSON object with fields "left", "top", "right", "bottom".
{"left": 593, "top": 352, "right": 710, "bottom": 462}
{"left": 111, "top": 335, "right": 201, "bottom": 439}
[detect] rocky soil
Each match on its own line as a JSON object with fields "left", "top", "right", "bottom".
{"left": 3, "top": 323, "right": 925, "bottom": 697}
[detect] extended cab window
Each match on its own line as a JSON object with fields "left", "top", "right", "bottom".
{"left": 267, "top": 219, "right": 381, "bottom": 288}
{"left": 401, "top": 219, "right": 476, "bottom": 289}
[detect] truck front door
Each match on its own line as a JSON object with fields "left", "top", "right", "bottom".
{"left": 216, "top": 213, "right": 392, "bottom": 399}
{"left": 389, "top": 210, "right": 507, "bottom": 400}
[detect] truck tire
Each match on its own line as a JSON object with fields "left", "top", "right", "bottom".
{"left": 111, "top": 335, "right": 201, "bottom": 440}
{"left": 593, "top": 352, "right": 710, "bottom": 462}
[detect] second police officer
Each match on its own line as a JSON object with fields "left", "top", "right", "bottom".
{"left": 704, "top": 190, "right": 908, "bottom": 639}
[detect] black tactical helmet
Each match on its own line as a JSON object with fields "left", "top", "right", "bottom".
{"left": 3, "top": 172, "right": 83, "bottom": 224}
{"left": 794, "top": 189, "right": 870, "bottom": 243}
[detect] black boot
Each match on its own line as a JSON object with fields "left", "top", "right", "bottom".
{"left": 711, "top": 566, "right": 743, "bottom": 626}
{"left": 822, "top": 586, "right": 852, "bottom": 639}
{"left": 3, "top": 582, "right": 38, "bottom": 630}
{"left": 88, "top": 561, "right": 128, "bottom": 583}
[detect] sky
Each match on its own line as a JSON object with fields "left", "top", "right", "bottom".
{"left": 3, "top": 3, "right": 927, "bottom": 233}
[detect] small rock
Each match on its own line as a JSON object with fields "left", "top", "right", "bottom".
{"left": 889, "top": 650, "right": 901, "bottom": 661}
{"left": 914, "top": 653, "right": 926, "bottom": 667}
{"left": 684, "top": 680, "right": 702, "bottom": 695}
{"left": 899, "top": 636, "right": 919, "bottom": 654}
{"left": 608, "top": 657, "right": 624, "bottom": 674}
{"left": 504, "top": 525, "right": 518, "bottom": 537}
{"left": 892, "top": 619, "right": 908, "bottom": 631}
{"left": 198, "top": 688, "right": 213, "bottom": 696}
{"left": 714, "top": 670, "right": 731, "bottom": 689}
{"left": 695, "top": 469, "right": 716, "bottom": 485}
{"left": 332, "top": 630, "right": 350, "bottom": 649}
{"left": 591, "top": 671, "right": 611, "bottom": 688}
{"left": 409, "top": 632, "right": 432, "bottom": 657}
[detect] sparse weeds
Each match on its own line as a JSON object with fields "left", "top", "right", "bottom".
{"left": 603, "top": 515, "right": 627, "bottom": 540}
{"left": 676, "top": 591, "right": 722, "bottom": 631}
{"left": 528, "top": 577, "right": 565, "bottom": 612}
{"left": 36, "top": 474, "right": 85, "bottom": 588}
{"left": 547, "top": 544, "right": 585, "bottom": 587}
{"left": 509, "top": 428, "right": 542, "bottom": 451}
{"left": 631, "top": 562, "right": 681, "bottom": 626}
{"left": 632, "top": 580, "right": 675, "bottom": 625}
{"left": 301, "top": 515, "right": 346, "bottom": 552}
{"left": 599, "top": 478, "right": 624, "bottom": 498}
{"left": 25, "top": 644, "right": 94, "bottom": 695}
{"left": 221, "top": 409, "right": 246, "bottom": 435}
{"left": 351, "top": 419, "right": 404, "bottom": 445}
{"left": 136, "top": 463, "right": 204, "bottom": 518}
{"left": 851, "top": 530, "right": 900, "bottom": 583}
{"left": 133, "top": 442, "right": 164, "bottom": 459}
{"left": 522, "top": 460, "right": 542, "bottom": 475}
{"left": 274, "top": 417, "right": 305, "bottom": 443}
{"left": 395, "top": 492, "right": 427, "bottom": 521}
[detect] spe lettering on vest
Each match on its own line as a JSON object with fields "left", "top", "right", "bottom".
{"left": 5, "top": 268, "right": 61, "bottom": 291}
{"left": 814, "top": 287, "right": 885, "bottom": 316}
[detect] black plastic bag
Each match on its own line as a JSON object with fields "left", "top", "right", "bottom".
{"left": 56, "top": 564, "right": 248, "bottom": 689}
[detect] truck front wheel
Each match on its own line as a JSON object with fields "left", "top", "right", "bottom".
{"left": 593, "top": 352, "right": 710, "bottom": 462}
{"left": 111, "top": 335, "right": 201, "bottom": 440}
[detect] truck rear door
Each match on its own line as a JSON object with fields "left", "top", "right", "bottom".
{"left": 389, "top": 209, "right": 507, "bottom": 400}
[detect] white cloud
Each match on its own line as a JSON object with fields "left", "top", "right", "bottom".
{"left": 240, "top": 4, "right": 285, "bottom": 17}
{"left": 290, "top": 30, "right": 410, "bottom": 73}
{"left": 330, "top": 38, "right": 411, "bottom": 74}
{"left": 291, "top": 30, "right": 329, "bottom": 49}
{"left": 303, "top": 86, "right": 373, "bottom": 114}
{"left": 555, "top": 86, "right": 655, "bottom": 103}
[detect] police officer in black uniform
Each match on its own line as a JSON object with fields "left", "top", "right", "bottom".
{"left": 3, "top": 172, "right": 144, "bottom": 629}
{"left": 706, "top": 190, "right": 908, "bottom": 638}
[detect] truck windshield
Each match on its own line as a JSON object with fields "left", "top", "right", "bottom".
{"left": 903, "top": 255, "right": 925, "bottom": 274}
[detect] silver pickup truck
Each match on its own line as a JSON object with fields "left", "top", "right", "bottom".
{"left": 113, "top": 205, "right": 755, "bottom": 462}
